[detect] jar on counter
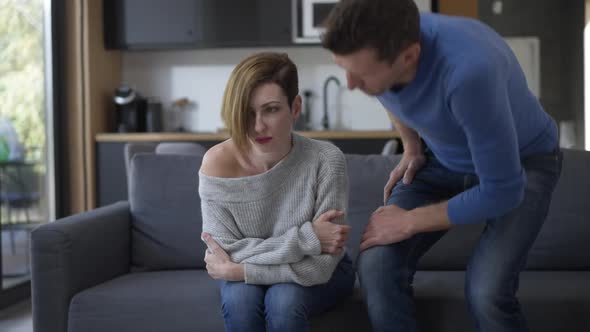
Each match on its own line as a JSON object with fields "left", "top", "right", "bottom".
{"left": 166, "top": 98, "right": 198, "bottom": 132}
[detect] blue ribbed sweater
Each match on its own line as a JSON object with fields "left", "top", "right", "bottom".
{"left": 378, "top": 13, "right": 558, "bottom": 224}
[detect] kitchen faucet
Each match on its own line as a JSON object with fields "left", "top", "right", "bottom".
{"left": 322, "top": 76, "right": 341, "bottom": 130}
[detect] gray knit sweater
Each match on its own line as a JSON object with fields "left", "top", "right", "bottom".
{"left": 199, "top": 134, "right": 348, "bottom": 286}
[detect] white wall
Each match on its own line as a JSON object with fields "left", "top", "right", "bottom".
{"left": 122, "top": 47, "right": 392, "bottom": 132}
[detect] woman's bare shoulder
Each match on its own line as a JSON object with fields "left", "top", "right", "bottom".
{"left": 200, "top": 140, "right": 240, "bottom": 178}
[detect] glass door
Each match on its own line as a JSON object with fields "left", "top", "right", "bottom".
{"left": 0, "top": 0, "right": 55, "bottom": 303}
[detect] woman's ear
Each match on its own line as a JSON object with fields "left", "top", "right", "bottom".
{"left": 291, "top": 95, "right": 302, "bottom": 121}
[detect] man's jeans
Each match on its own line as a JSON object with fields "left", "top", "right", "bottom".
{"left": 358, "top": 149, "right": 563, "bottom": 332}
{"left": 219, "top": 254, "right": 355, "bottom": 332}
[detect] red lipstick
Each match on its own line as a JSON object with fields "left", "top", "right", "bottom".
{"left": 255, "top": 137, "right": 272, "bottom": 144}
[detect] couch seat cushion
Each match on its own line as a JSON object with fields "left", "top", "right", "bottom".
{"left": 311, "top": 287, "right": 371, "bottom": 331}
{"left": 68, "top": 270, "right": 223, "bottom": 332}
{"left": 414, "top": 270, "right": 590, "bottom": 332}
{"left": 68, "top": 270, "right": 590, "bottom": 332}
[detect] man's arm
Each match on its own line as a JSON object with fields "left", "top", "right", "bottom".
{"left": 364, "top": 60, "right": 526, "bottom": 250}
{"left": 383, "top": 112, "right": 427, "bottom": 203}
{"left": 446, "top": 60, "right": 525, "bottom": 224}
{"left": 407, "top": 201, "right": 451, "bottom": 233}
{"left": 389, "top": 112, "right": 422, "bottom": 154}
{"left": 385, "top": 114, "right": 450, "bottom": 232}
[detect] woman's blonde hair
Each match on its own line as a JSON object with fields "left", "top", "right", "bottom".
{"left": 221, "top": 52, "right": 299, "bottom": 151}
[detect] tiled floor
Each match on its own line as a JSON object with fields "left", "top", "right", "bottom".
{"left": 0, "top": 300, "right": 32, "bottom": 332}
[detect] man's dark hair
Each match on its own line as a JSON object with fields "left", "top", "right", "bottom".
{"left": 321, "top": 0, "right": 420, "bottom": 63}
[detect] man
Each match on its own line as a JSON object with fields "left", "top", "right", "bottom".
{"left": 322, "top": 0, "right": 562, "bottom": 331}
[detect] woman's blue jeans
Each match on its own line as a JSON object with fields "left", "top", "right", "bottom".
{"left": 219, "top": 255, "right": 355, "bottom": 332}
{"left": 358, "top": 149, "right": 563, "bottom": 332}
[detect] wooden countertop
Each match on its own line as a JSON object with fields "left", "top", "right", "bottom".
{"left": 96, "top": 130, "right": 400, "bottom": 142}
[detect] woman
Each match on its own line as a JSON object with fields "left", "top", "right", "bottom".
{"left": 198, "top": 52, "right": 355, "bottom": 332}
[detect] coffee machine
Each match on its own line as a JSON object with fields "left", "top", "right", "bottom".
{"left": 114, "top": 84, "right": 147, "bottom": 133}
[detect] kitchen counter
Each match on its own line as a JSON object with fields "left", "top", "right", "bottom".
{"left": 95, "top": 130, "right": 400, "bottom": 142}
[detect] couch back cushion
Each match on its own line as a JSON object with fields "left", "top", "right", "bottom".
{"left": 345, "top": 149, "right": 590, "bottom": 271}
{"left": 129, "top": 154, "right": 206, "bottom": 270}
{"left": 128, "top": 149, "right": 590, "bottom": 272}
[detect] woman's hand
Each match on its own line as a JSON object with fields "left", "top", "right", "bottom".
{"left": 202, "top": 232, "right": 244, "bottom": 281}
{"left": 312, "top": 210, "right": 351, "bottom": 255}
{"left": 383, "top": 151, "right": 426, "bottom": 204}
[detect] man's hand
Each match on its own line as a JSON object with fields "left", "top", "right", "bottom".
{"left": 383, "top": 152, "right": 426, "bottom": 204}
{"left": 361, "top": 202, "right": 453, "bottom": 251}
{"left": 202, "top": 232, "right": 244, "bottom": 281}
{"left": 312, "top": 210, "right": 351, "bottom": 255}
{"left": 360, "top": 205, "right": 414, "bottom": 251}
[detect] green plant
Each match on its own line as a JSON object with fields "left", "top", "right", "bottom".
{"left": 0, "top": 0, "right": 45, "bottom": 161}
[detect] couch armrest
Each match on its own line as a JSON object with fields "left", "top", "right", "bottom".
{"left": 31, "top": 201, "right": 131, "bottom": 332}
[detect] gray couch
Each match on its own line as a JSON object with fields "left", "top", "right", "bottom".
{"left": 31, "top": 149, "right": 590, "bottom": 332}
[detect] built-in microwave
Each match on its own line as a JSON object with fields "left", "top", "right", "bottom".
{"left": 292, "top": 0, "right": 337, "bottom": 44}
{"left": 292, "top": 0, "right": 433, "bottom": 44}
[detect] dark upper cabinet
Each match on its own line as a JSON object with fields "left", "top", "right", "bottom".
{"left": 201, "top": 0, "right": 292, "bottom": 47}
{"left": 104, "top": 0, "right": 292, "bottom": 50}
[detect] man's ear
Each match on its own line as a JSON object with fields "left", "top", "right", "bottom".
{"left": 291, "top": 95, "right": 302, "bottom": 121}
{"left": 402, "top": 42, "right": 421, "bottom": 66}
